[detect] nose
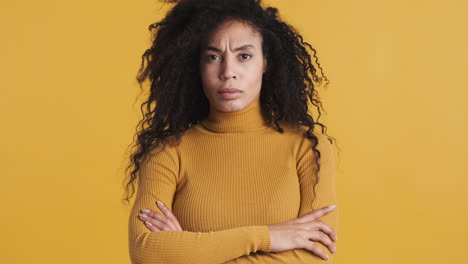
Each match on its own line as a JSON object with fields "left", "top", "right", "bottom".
{"left": 220, "top": 55, "right": 237, "bottom": 80}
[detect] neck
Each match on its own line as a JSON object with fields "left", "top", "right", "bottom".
{"left": 200, "top": 96, "right": 270, "bottom": 133}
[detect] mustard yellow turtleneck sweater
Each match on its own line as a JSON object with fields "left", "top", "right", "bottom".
{"left": 128, "top": 95, "right": 339, "bottom": 264}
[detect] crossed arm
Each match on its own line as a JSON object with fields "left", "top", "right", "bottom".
{"left": 128, "top": 133, "right": 338, "bottom": 264}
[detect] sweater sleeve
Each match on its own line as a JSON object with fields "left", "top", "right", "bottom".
{"left": 288, "top": 129, "right": 339, "bottom": 262}
{"left": 128, "top": 144, "right": 272, "bottom": 264}
{"left": 222, "top": 130, "right": 339, "bottom": 264}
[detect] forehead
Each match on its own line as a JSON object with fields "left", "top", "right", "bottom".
{"left": 203, "top": 20, "right": 262, "bottom": 48}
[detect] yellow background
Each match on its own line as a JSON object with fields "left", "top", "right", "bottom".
{"left": 1, "top": 0, "right": 467, "bottom": 263}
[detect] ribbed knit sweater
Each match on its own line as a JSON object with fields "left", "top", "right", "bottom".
{"left": 128, "top": 95, "right": 339, "bottom": 264}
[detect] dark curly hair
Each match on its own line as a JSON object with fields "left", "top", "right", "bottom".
{"left": 122, "top": 0, "right": 339, "bottom": 205}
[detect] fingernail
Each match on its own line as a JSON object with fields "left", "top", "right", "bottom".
{"left": 141, "top": 209, "right": 150, "bottom": 213}
{"left": 328, "top": 205, "right": 336, "bottom": 209}
{"left": 324, "top": 254, "right": 329, "bottom": 259}
{"left": 139, "top": 213, "right": 147, "bottom": 218}
{"left": 157, "top": 200, "right": 164, "bottom": 207}
{"left": 332, "top": 245, "right": 336, "bottom": 253}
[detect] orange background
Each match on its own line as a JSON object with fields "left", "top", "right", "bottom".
{"left": 1, "top": 0, "right": 467, "bottom": 263}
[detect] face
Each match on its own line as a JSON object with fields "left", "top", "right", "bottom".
{"left": 199, "top": 19, "right": 267, "bottom": 112}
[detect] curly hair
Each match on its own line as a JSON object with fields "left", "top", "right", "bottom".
{"left": 122, "top": 0, "right": 338, "bottom": 205}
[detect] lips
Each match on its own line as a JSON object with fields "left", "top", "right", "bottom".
{"left": 218, "top": 88, "right": 242, "bottom": 93}
{"left": 218, "top": 88, "right": 243, "bottom": 100}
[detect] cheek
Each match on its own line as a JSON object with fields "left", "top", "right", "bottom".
{"left": 199, "top": 67, "right": 217, "bottom": 95}
{"left": 246, "top": 60, "right": 264, "bottom": 75}
{"left": 246, "top": 65, "right": 264, "bottom": 82}
{"left": 200, "top": 65, "right": 217, "bottom": 82}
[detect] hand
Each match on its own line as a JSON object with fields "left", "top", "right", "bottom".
{"left": 268, "top": 205, "right": 338, "bottom": 260}
{"left": 138, "top": 200, "right": 183, "bottom": 232}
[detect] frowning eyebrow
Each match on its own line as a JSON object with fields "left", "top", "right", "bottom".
{"left": 204, "top": 44, "right": 255, "bottom": 52}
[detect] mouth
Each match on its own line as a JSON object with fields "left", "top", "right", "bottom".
{"left": 217, "top": 88, "right": 243, "bottom": 100}
{"left": 218, "top": 88, "right": 242, "bottom": 93}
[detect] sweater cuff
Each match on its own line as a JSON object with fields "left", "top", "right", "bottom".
{"left": 248, "top": 225, "right": 271, "bottom": 253}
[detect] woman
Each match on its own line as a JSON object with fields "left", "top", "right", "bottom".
{"left": 123, "top": 0, "right": 339, "bottom": 263}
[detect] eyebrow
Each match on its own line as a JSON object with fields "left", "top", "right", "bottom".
{"left": 204, "top": 44, "right": 255, "bottom": 53}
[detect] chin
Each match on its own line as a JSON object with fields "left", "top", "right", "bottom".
{"left": 217, "top": 100, "right": 245, "bottom": 112}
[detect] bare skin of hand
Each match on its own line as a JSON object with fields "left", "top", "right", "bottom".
{"left": 268, "top": 205, "right": 338, "bottom": 260}
{"left": 138, "top": 200, "right": 183, "bottom": 232}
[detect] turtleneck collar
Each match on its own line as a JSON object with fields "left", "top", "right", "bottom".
{"left": 200, "top": 95, "right": 270, "bottom": 133}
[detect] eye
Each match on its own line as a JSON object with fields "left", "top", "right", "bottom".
{"left": 240, "top": 53, "right": 252, "bottom": 60}
{"left": 207, "top": 54, "right": 220, "bottom": 61}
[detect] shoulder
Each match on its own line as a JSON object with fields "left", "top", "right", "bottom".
{"left": 294, "top": 124, "right": 335, "bottom": 159}
{"left": 275, "top": 121, "right": 329, "bottom": 142}
{"left": 143, "top": 139, "right": 181, "bottom": 167}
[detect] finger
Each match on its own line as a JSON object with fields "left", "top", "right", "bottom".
{"left": 156, "top": 201, "right": 183, "bottom": 231}
{"left": 301, "top": 219, "right": 337, "bottom": 242}
{"left": 139, "top": 212, "right": 166, "bottom": 230}
{"left": 156, "top": 200, "right": 181, "bottom": 227}
{"left": 138, "top": 212, "right": 163, "bottom": 231}
{"left": 145, "top": 211, "right": 178, "bottom": 231}
{"left": 144, "top": 220, "right": 161, "bottom": 232}
{"left": 153, "top": 212, "right": 179, "bottom": 231}
{"left": 314, "top": 220, "right": 337, "bottom": 242}
{"left": 299, "top": 205, "right": 337, "bottom": 222}
{"left": 301, "top": 240, "right": 330, "bottom": 260}
{"left": 306, "top": 230, "right": 336, "bottom": 255}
